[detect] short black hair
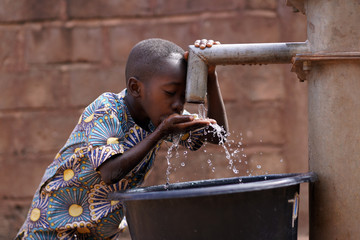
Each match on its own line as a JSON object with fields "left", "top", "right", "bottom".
{"left": 125, "top": 38, "right": 185, "bottom": 84}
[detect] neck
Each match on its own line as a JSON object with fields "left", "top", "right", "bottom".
{"left": 124, "top": 94, "right": 150, "bottom": 131}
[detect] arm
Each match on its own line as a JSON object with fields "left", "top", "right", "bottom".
{"left": 202, "top": 66, "right": 229, "bottom": 144}
{"left": 194, "top": 39, "right": 229, "bottom": 144}
{"left": 98, "top": 127, "right": 162, "bottom": 185}
{"left": 98, "top": 114, "right": 214, "bottom": 185}
{"left": 207, "top": 67, "right": 228, "bottom": 132}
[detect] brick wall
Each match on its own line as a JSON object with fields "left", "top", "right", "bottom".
{"left": 0, "top": 0, "right": 308, "bottom": 238}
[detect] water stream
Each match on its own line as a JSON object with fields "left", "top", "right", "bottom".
{"left": 164, "top": 104, "right": 265, "bottom": 186}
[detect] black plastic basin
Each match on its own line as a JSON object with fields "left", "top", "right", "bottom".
{"left": 109, "top": 172, "right": 317, "bottom": 240}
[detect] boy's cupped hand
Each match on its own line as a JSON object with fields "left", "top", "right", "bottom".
{"left": 158, "top": 113, "right": 216, "bottom": 138}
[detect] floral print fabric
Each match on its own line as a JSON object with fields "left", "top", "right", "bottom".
{"left": 16, "top": 89, "right": 203, "bottom": 239}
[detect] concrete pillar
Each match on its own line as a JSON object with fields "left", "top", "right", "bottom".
{"left": 306, "top": 0, "right": 360, "bottom": 239}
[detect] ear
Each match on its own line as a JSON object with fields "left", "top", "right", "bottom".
{"left": 127, "top": 77, "right": 143, "bottom": 98}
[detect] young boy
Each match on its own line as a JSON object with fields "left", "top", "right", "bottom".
{"left": 16, "top": 38, "right": 228, "bottom": 239}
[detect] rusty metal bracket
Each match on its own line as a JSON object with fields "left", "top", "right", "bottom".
{"left": 291, "top": 52, "right": 360, "bottom": 81}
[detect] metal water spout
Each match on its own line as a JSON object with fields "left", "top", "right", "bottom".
{"left": 185, "top": 42, "right": 309, "bottom": 103}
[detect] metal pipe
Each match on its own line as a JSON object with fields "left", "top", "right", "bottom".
{"left": 186, "top": 42, "right": 309, "bottom": 103}
{"left": 306, "top": 0, "right": 360, "bottom": 239}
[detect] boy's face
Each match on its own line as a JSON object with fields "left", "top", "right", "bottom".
{"left": 140, "top": 58, "right": 186, "bottom": 127}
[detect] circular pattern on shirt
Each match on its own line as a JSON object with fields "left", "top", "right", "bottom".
{"left": 45, "top": 155, "right": 81, "bottom": 192}
{"left": 77, "top": 158, "right": 102, "bottom": 189}
{"left": 87, "top": 145, "right": 123, "bottom": 171}
{"left": 123, "top": 125, "right": 147, "bottom": 149}
{"left": 63, "top": 169, "right": 75, "bottom": 182}
{"left": 81, "top": 93, "right": 112, "bottom": 121}
{"left": 107, "top": 137, "right": 119, "bottom": 145}
{"left": 88, "top": 182, "right": 124, "bottom": 221}
{"left": 27, "top": 193, "right": 50, "bottom": 230}
{"left": 47, "top": 187, "right": 91, "bottom": 230}
{"left": 68, "top": 204, "right": 83, "bottom": 217}
{"left": 180, "top": 128, "right": 204, "bottom": 151}
{"left": 77, "top": 92, "right": 120, "bottom": 134}
{"left": 127, "top": 143, "right": 160, "bottom": 184}
{"left": 95, "top": 210, "right": 124, "bottom": 239}
{"left": 27, "top": 229, "right": 58, "bottom": 240}
{"left": 65, "top": 132, "right": 86, "bottom": 149}
{"left": 88, "top": 114, "right": 124, "bottom": 147}
{"left": 30, "top": 208, "right": 41, "bottom": 222}
{"left": 57, "top": 224, "right": 98, "bottom": 240}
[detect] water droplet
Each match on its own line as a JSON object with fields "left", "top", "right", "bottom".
{"left": 181, "top": 162, "right": 185, "bottom": 167}
{"left": 165, "top": 135, "right": 181, "bottom": 186}
{"left": 257, "top": 165, "right": 262, "bottom": 169}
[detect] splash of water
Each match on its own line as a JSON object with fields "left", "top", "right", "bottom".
{"left": 198, "top": 103, "right": 207, "bottom": 119}
{"left": 164, "top": 104, "right": 258, "bottom": 184}
{"left": 165, "top": 135, "right": 181, "bottom": 188}
{"left": 204, "top": 108, "right": 240, "bottom": 174}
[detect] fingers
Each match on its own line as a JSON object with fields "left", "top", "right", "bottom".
{"left": 168, "top": 114, "right": 216, "bottom": 125}
{"left": 206, "top": 39, "right": 214, "bottom": 48}
{"left": 176, "top": 120, "right": 212, "bottom": 132}
{"left": 176, "top": 118, "right": 216, "bottom": 131}
{"left": 170, "top": 114, "right": 194, "bottom": 124}
{"left": 199, "top": 39, "right": 207, "bottom": 49}
{"left": 194, "top": 39, "right": 208, "bottom": 49}
{"left": 194, "top": 39, "right": 201, "bottom": 48}
{"left": 161, "top": 114, "right": 217, "bottom": 136}
{"left": 194, "top": 39, "right": 221, "bottom": 49}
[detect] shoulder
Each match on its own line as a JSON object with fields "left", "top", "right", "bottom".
{"left": 77, "top": 90, "right": 126, "bottom": 127}
{"left": 85, "top": 91, "right": 125, "bottom": 115}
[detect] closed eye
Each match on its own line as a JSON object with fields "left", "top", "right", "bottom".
{"left": 164, "top": 90, "right": 176, "bottom": 96}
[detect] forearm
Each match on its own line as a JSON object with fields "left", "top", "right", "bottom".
{"left": 207, "top": 71, "right": 228, "bottom": 131}
{"left": 98, "top": 129, "right": 164, "bottom": 185}
{"left": 98, "top": 114, "right": 214, "bottom": 184}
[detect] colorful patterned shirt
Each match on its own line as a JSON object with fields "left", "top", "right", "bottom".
{"left": 16, "top": 89, "right": 203, "bottom": 240}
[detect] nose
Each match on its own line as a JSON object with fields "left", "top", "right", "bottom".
{"left": 172, "top": 97, "right": 184, "bottom": 114}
